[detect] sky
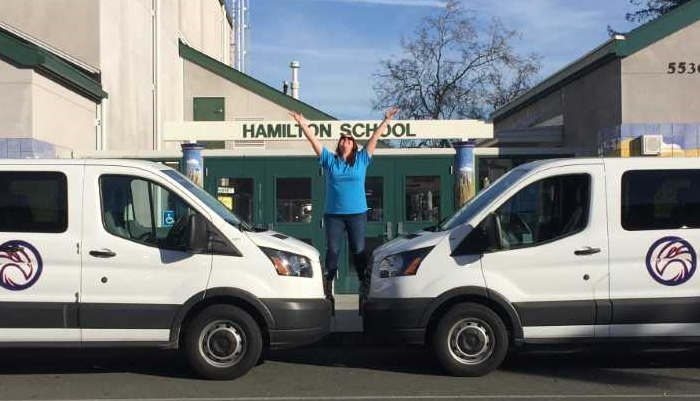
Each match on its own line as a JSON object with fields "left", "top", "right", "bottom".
{"left": 227, "top": 0, "right": 639, "bottom": 119}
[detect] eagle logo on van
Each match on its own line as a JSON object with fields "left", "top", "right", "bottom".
{"left": 0, "top": 241, "right": 43, "bottom": 291}
{"left": 646, "top": 236, "right": 697, "bottom": 286}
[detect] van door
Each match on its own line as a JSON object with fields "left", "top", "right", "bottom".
{"left": 607, "top": 165, "right": 700, "bottom": 337}
{"left": 479, "top": 164, "right": 609, "bottom": 340}
{"left": 0, "top": 165, "right": 82, "bottom": 342}
{"left": 80, "top": 165, "right": 213, "bottom": 343}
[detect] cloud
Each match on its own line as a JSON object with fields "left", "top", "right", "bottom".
{"left": 295, "top": 0, "right": 448, "bottom": 7}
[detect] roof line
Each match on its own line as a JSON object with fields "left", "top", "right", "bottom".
{"left": 179, "top": 40, "right": 336, "bottom": 121}
{"left": 490, "top": 0, "right": 700, "bottom": 122}
{"left": 0, "top": 26, "right": 107, "bottom": 102}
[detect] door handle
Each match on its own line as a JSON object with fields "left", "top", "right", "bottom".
{"left": 574, "top": 247, "right": 601, "bottom": 256}
{"left": 89, "top": 249, "right": 116, "bottom": 258}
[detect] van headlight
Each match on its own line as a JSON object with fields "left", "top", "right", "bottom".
{"left": 261, "top": 247, "right": 313, "bottom": 278}
{"left": 379, "top": 247, "right": 433, "bottom": 278}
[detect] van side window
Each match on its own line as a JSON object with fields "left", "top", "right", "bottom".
{"left": 621, "top": 170, "right": 700, "bottom": 231}
{"left": 494, "top": 174, "right": 590, "bottom": 250}
{"left": 100, "top": 175, "right": 199, "bottom": 251}
{"left": 0, "top": 172, "right": 67, "bottom": 233}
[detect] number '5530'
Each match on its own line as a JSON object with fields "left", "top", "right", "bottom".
{"left": 667, "top": 62, "right": 697, "bottom": 74}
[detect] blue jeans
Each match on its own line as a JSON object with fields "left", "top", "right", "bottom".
{"left": 324, "top": 212, "right": 367, "bottom": 282}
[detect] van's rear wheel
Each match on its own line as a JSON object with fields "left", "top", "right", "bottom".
{"left": 433, "top": 303, "right": 508, "bottom": 376}
{"left": 185, "top": 305, "right": 262, "bottom": 380}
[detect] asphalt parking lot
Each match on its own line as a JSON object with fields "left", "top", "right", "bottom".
{"left": 1, "top": 344, "right": 700, "bottom": 401}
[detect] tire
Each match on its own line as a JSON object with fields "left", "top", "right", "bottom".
{"left": 432, "top": 303, "right": 508, "bottom": 377}
{"left": 184, "top": 304, "right": 263, "bottom": 380}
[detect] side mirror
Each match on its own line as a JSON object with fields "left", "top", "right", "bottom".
{"left": 188, "top": 214, "right": 210, "bottom": 253}
{"left": 451, "top": 213, "right": 500, "bottom": 256}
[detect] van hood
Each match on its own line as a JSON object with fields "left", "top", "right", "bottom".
{"left": 372, "top": 229, "right": 449, "bottom": 261}
{"left": 246, "top": 230, "right": 320, "bottom": 260}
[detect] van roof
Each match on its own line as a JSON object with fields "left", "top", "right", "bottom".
{"left": 0, "top": 158, "right": 171, "bottom": 172}
{"left": 515, "top": 157, "right": 700, "bottom": 173}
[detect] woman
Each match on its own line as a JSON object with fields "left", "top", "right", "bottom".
{"left": 290, "top": 109, "right": 398, "bottom": 296}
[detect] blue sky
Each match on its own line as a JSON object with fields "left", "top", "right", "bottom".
{"left": 229, "top": 0, "right": 638, "bottom": 119}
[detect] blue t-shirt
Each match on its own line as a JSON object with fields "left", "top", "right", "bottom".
{"left": 319, "top": 146, "right": 372, "bottom": 214}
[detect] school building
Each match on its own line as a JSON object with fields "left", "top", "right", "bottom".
{"left": 1, "top": 0, "right": 700, "bottom": 293}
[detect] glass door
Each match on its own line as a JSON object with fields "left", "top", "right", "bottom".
{"left": 396, "top": 157, "right": 454, "bottom": 235}
{"left": 335, "top": 158, "right": 396, "bottom": 293}
{"left": 204, "top": 158, "right": 265, "bottom": 229}
{"left": 264, "top": 158, "right": 324, "bottom": 253}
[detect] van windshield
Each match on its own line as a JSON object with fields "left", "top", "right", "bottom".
{"left": 439, "top": 168, "right": 528, "bottom": 231}
{"left": 163, "top": 169, "right": 253, "bottom": 232}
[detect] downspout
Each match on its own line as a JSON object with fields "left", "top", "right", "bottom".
{"left": 101, "top": 97, "right": 109, "bottom": 150}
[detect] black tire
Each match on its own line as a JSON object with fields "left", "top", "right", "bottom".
{"left": 184, "top": 304, "right": 263, "bottom": 380}
{"left": 432, "top": 303, "right": 508, "bottom": 377}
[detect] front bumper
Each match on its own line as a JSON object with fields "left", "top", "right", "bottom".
{"left": 361, "top": 297, "right": 432, "bottom": 345}
{"left": 262, "top": 298, "right": 332, "bottom": 349}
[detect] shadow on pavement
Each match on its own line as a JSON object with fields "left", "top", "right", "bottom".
{"left": 0, "top": 348, "right": 195, "bottom": 379}
{"left": 0, "top": 343, "right": 699, "bottom": 383}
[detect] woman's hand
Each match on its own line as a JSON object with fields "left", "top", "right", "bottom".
{"left": 366, "top": 107, "right": 399, "bottom": 156}
{"left": 289, "top": 111, "right": 305, "bottom": 125}
{"left": 290, "top": 110, "right": 322, "bottom": 157}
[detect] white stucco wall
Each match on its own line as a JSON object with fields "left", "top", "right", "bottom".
{"left": 0, "top": 0, "right": 100, "bottom": 68}
{"left": 31, "top": 73, "right": 97, "bottom": 151}
{"left": 621, "top": 20, "right": 700, "bottom": 123}
{"left": 99, "top": 0, "right": 155, "bottom": 151}
{"left": 0, "top": 62, "right": 33, "bottom": 138}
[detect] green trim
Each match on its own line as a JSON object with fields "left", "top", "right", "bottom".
{"left": 615, "top": 0, "right": 700, "bottom": 56}
{"left": 0, "top": 28, "right": 107, "bottom": 101}
{"left": 490, "top": 0, "right": 700, "bottom": 122}
{"left": 179, "top": 40, "right": 335, "bottom": 121}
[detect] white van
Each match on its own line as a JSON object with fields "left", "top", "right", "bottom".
{"left": 363, "top": 157, "right": 700, "bottom": 376}
{"left": 0, "top": 159, "right": 331, "bottom": 379}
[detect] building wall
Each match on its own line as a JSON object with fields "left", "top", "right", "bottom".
{"left": 0, "top": 63, "right": 33, "bottom": 139}
{"left": 100, "top": 0, "right": 155, "bottom": 151}
{"left": 179, "top": 0, "right": 230, "bottom": 63}
{"left": 562, "top": 60, "right": 622, "bottom": 156}
{"left": 621, "top": 19, "right": 700, "bottom": 123}
{"left": 0, "top": 0, "right": 100, "bottom": 68}
{"left": 31, "top": 72, "right": 97, "bottom": 151}
{"left": 495, "top": 88, "right": 563, "bottom": 131}
{"left": 183, "top": 60, "right": 334, "bottom": 150}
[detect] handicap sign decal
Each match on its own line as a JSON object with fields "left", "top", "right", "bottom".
{"left": 163, "top": 210, "right": 176, "bottom": 227}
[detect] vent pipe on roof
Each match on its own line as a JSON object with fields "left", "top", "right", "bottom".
{"left": 283, "top": 80, "right": 289, "bottom": 95}
{"left": 290, "top": 61, "right": 300, "bottom": 99}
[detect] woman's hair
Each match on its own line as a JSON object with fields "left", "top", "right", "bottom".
{"left": 335, "top": 137, "right": 358, "bottom": 166}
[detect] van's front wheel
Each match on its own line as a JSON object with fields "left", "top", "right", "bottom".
{"left": 433, "top": 303, "right": 508, "bottom": 377}
{"left": 185, "top": 305, "right": 263, "bottom": 380}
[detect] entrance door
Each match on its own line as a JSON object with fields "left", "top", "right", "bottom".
{"left": 396, "top": 158, "right": 453, "bottom": 235}
{"left": 265, "top": 159, "right": 324, "bottom": 252}
{"left": 335, "top": 158, "right": 396, "bottom": 293}
{"left": 205, "top": 158, "right": 265, "bottom": 229}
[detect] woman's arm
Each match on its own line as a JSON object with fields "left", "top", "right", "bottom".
{"left": 289, "top": 111, "right": 323, "bottom": 157}
{"left": 365, "top": 108, "right": 398, "bottom": 156}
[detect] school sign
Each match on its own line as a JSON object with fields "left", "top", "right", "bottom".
{"left": 163, "top": 120, "right": 493, "bottom": 142}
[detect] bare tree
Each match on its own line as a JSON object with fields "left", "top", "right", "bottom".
{"left": 610, "top": 0, "right": 689, "bottom": 35}
{"left": 372, "top": 1, "right": 541, "bottom": 147}
{"left": 625, "top": 0, "right": 689, "bottom": 23}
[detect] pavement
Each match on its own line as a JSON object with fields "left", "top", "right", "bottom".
{"left": 1, "top": 344, "right": 700, "bottom": 400}
{"left": 330, "top": 294, "right": 362, "bottom": 333}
